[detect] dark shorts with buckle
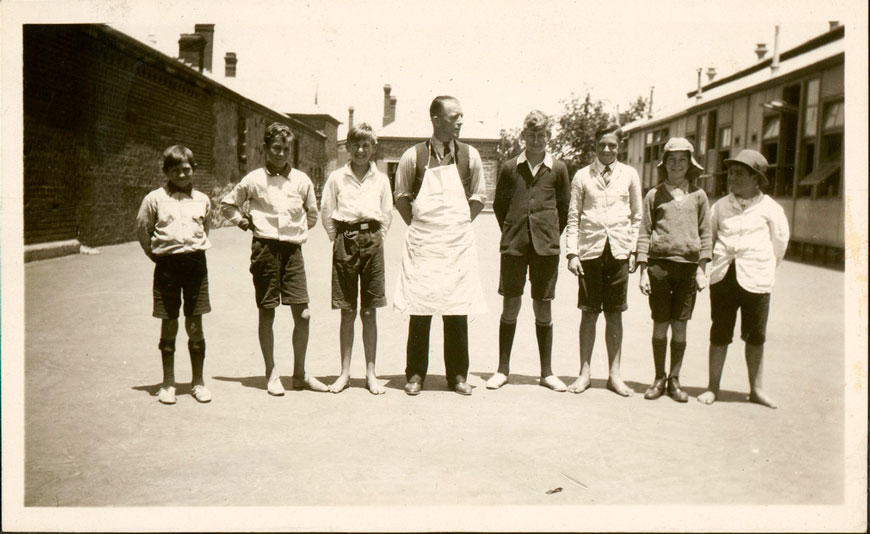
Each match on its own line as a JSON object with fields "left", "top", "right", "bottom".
{"left": 331, "top": 220, "right": 386, "bottom": 310}
{"left": 578, "top": 239, "right": 629, "bottom": 313}
{"left": 647, "top": 259, "right": 698, "bottom": 322}
{"left": 152, "top": 250, "right": 211, "bottom": 319}
{"left": 709, "top": 262, "right": 771, "bottom": 345}
{"left": 250, "top": 237, "right": 309, "bottom": 308}
{"left": 499, "top": 251, "right": 559, "bottom": 301}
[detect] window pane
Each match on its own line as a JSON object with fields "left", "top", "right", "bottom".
{"left": 804, "top": 105, "right": 818, "bottom": 137}
{"left": 806, "top": 79, "right": 820, "bottom": 106}
{"left": 823, "top": 101, "right": 844, "bottom": 130}
{"left": 762, "top": 116, "right": 780, "bottom": 140}
{"left": 646, "top": 132, "right": 653, "bottom": 144}
{"left": 720, "top": 127, "right": 731, "bottom": 148}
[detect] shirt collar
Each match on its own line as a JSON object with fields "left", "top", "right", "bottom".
{"left": 593, "top": 158, "right": 615, "bottom": 175}
{"left": 517, "top": 151, "right": 553, "bottom": 170}
{"left": 265, "top": 163, "right": 291, "bottom": 178}
{"left": 730, "top": 191, "right": 763, "bottom": 209}
{"left": 429, "top": 136, "right": 453, "bottom": 158}
{"left": 166, "top": 181, "right": 192, "bottom": 196}
{"left": 344, "top": 161, "right": 375, "bottom": 181}
{"left": 664, "top": 180, "right": 689, "bottom": 194}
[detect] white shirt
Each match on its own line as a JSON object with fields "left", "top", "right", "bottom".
{"left": 320, "top": 162, "right": 393, "bottom": 241}
{"left": 709, "top": 193, "right": 790, "bottom": 293}
{"left": 394, "top": 137, "right": 487, "bottom": 205}
{"left": 136, "top": 186, "right": 212, "bottom": 256}
{"left": 220, "top": 166, "right": 318, "bottom": 244}
{"left": 517, "top": 150, "right": 554, "bottom": 178}
{"left": 565, "top": 159, "right": 643, "bottom": 261}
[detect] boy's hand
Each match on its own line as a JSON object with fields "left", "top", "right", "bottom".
{"left": 628, "top": 251, "right": 638, "bottom": 273}
{"left": 567, "top": 256, "right": 583, "bottom": 277}
{"left": 695, "top": 268, "right": 708, "bottom": 292}
{"left": 639, "top": 269, "right": 651, "bottom": 296}
{"left": 238, "top": 215, "right": 252, "bottom": 231}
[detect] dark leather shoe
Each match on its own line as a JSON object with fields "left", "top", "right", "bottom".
{"left": 452, "top": 379, "right": 472, "bottom": 396}
{"left": 404, "top": 376, "right": 423, "bottom": 396}
{"left": 667, "top": 376, "right": 689, "bottom": 403}
{"left": 644, "top": 377, "right": 667, "bottom": 400}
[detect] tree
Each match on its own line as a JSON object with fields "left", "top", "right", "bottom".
{"left": 550, "top": 92, "right": 615, "bottom": 175}
{"left": 618, "top": 95, "right": 648, "bottom": 126}
{"left": 497, "top": 127, "right": 523, "bottom": 163}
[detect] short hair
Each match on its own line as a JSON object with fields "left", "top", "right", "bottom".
{"left": 595, "top": 124, "right": 623, "bottom": 144}
{"left": 430, "top": 95, "right": 459, "bottom": 118}
{"left": 522, "top": 110, "right": 551, "bottom": 134}
{"left": 347, "top": 122, "right": 378, "bottom": 146}
{"left": 162, "top": 145, "right": 196, "bottom": 172}
{"left": 264, "top": 122, "right": 295, "bottom": 146}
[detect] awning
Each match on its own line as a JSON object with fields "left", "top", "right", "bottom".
{"left": 799, "top": 161, "right": 840, "bottom": 186}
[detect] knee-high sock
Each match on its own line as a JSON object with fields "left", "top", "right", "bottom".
{"left": 669, "top": 340, "right": 687, "bottom": 377}
{"left": 535, "top": 322, "right": 554, "bottom": 377}
{"left": 498, "top": 319, "right": 517, "bottom": 375}
{"left": 159, "top": 338, "right": 175, "bottom": 386}
{"left": 189, "top": 339, "right": 206, "bottom": 385}
{"left": 652, "top": 337, "right": 667, "bottom": 379}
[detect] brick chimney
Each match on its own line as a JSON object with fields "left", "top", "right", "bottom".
{"left": 828, "top": 21, "right": 840, "bottom": 31}
{"left": 382, "top": 84, "right": 396, "bottom": 127}
{"left": 348, "top": 106, "right": 354, "bottom": 129}
{"left": 224, "top": 52, "right": 237, "bottom": 77}
{"left": 178, "top": 33, "right": 206, "bottom": 72}
{"left": 755, "top": 43, "right": 768, "bottom": 60}
{"left": 194, "top": 24, "right": 214, "bottom": 72}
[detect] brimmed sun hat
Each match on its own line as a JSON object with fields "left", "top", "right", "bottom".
{"left": 657, "top": 137, "right": 704, "bottom": 181}
{"left": 724, "top": 149, "right": 769, "bottom": 186}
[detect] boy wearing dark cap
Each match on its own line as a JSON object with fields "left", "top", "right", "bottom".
{"left": 698, "top": 150, "right": 790, "bottom": 408}
{"left": 136, "top": 145, "right": 213, "bottom": 405}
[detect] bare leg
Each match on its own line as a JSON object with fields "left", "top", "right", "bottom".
{"left": 329, "top": 308, "right": 356, "bottom": 393}
{"left": 746, "top": 343, "right": 777, "bottom": 408}
{"left": 290, "top": 304, "right": 327, "bottom": 391}
{"left": 258, "top": 308, "right": 283, "bottom": 395}
{"left": 361, "top": 308, "right": 384, "bottom": 394}
{"left": 698, "top": 343, "right": 727, "bottom": 405}
{"left": 604, "top": 312, "right": 633, "bottom": 396}
{"left": 568, "top": 311, "right": 597, "bottom": 393}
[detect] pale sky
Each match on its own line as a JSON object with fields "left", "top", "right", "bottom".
{"left": 2, "top": 0, "right": 859, "bottom": 136}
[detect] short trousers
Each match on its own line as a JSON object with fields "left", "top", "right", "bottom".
{"left": 498, "top": 251, "right": 559, "bottom": 301}
{"left": 578, "top": 240, "right": 629, "bottom": 313}
{"left": 331, "top": 225, "right": 386, "bottom": 310}
{"left": 249, "top": 237, "right": 309, "bottom": 308}
{"left": 152, "top": 250, "right": 210, "bottom": 319}
{"left": 647, "top": 259, "right": 698, "bottom": 322}
{"left": 709, "top": 263, "right": 771, "bottom": 345}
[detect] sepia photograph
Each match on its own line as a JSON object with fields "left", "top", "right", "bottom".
{"left": 1, "top": 0, "right": 867, "bottom": 531}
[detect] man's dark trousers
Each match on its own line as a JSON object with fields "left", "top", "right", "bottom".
{"left": 406, "top": 315, "right": 469, "bottom": 385}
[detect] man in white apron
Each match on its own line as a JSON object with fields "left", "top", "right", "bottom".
{"left": 393, "top": 96, "right": 488, "bottom": 396}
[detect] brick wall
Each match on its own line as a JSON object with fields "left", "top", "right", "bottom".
{"left": 23, "top": 24, "right": 327, "bottom": 247}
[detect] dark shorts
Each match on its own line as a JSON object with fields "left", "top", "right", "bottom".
{"left": 250, "top": 237, "right": 309, "bottom": 308}
{"left": 709, "top": 263, "right": 771, "bottom": 345}
{"left": 647, "top": 259, "right": 698, "bottom": 322}
{"left": 578, "top": 240, "right": 629, "bottom": 313}
{"left": 152, "top": 250, "right": 210, "bottom": 319}
{"left": 498, "top": 251, "right": 559, "bottom": 301}
{"left": 331, "top": 225, "right": 386, "bottom": 310}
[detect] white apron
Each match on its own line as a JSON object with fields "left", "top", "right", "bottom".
{"left": 392, "top": 161, "right": 487, "bottom": 316}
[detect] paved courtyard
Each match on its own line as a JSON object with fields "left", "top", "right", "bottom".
{"left": 21, "top": 212, "right": 848, "bottom": 515}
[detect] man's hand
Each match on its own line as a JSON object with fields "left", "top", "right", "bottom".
{"left": 628, "top": 251, "right": 638, "bottom": 273}
{"left": 567, "top": 256, "right": 583, "bottom": 277}
{"left": 695, "top": 267, "right": 708, "bottom": 292}
{"left": 639, "top": 268, "right": 651, "bottom": 296}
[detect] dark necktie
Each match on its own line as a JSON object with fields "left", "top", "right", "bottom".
{"left": 440, "top": 141, "right": 453, "bottom": 166}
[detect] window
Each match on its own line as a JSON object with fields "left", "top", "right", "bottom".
{"left": 696, "top": 115, "right": 708, "bottom": 155}
{"left": 818, "top": 99, "right": 844, "bottom": 197}
{"left": 762, "top": 116, "right": 780, "bottom": 140}
{"left": 823, "top": 100, "right": 844, "bottom": 129}
{"left": 719, "top": 127, "right": 731, "bottom": 149}
{"left": 804, "top": 78, "right": 820, "bottom": 137}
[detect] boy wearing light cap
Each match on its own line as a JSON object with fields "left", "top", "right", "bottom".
{"left": 698, "top": 149, "right": 789, "bottom": 408}
{"left": 637, "top": 137, "right": 712, "bottom": 403}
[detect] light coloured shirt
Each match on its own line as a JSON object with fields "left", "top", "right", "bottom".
{"left": 565, "top": 159, "right": 643, "bottom": 261}
{"left": 517, "top": 150, "right": 554, "bottom": 177}
{"left": 220, "top": 166, "right": 318, "bottom": 244}
{"left": 394, "top": 137, "right": 487, "bottom": 204}
{"left": 136, "top": 185, "right": 212, "bottom": 257}
{"left": 664, "top": 180, "right": 688, "bottom": 202}
{"left": 321, "top": 162, "right": 393, "bottom": 241}
{"left": 709, "top": 193, "right": 790, "bottom": 293}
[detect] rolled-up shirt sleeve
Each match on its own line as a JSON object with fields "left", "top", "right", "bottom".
{"left": 468, "top": 146, "right": 487, "bottom": 205}
{"left": 136, "top": 193, "right": 157, "bottom": 256}
{"left": 394, "top": 147, "right": 417, "bottom": 201}
{"left": 769, "top": 202, "right": 790, "bottom": 264}
{"left": 379, "top": 177, "right": 393, "bottom": 240}
{"left": 220, "top": 179, "right": 249, "bottom": 226}
{"left": 320, "top": 173, "right": 338, "bottom": 241}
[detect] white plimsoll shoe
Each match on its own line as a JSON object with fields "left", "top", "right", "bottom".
{"left": 192, "top": 384, "right": 212, "bottom": 403}
{"left": 157, "top": 386, "right": 177, "bottom": 404}
{"left": 486, "top": 372, "right": 509, "bottom": 390}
